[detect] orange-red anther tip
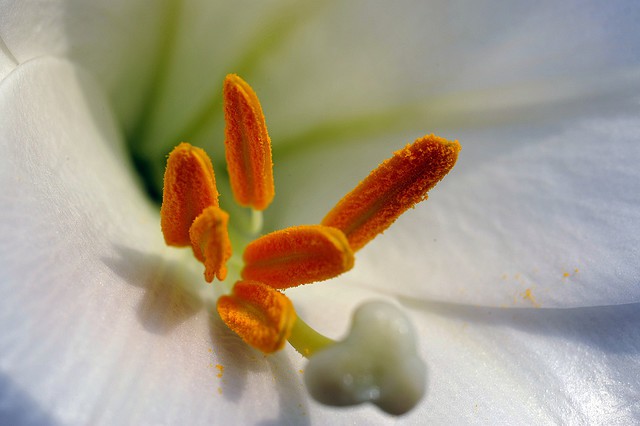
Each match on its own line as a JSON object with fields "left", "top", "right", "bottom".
{"left": 189, "top": 206, "right": 232, "bottom": 282}
{"left": 322, "top": 135, "right": 461, "bottom": 251}
{"left": 217, "top": 280, "right": 296, "bottom": 353}
{"left": 242, "top": 225, "right": 354, "bottom": 289}
{"left": 160, "top": 142, "right": 219, "bottom": 246}
{"left": 223, "top": 74, "right": 275, "bottom": 211}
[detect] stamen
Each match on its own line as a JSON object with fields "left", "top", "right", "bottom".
{"left": 242, "top": 225, "right": 354, "bottom": 289}
{"left": 223, "top": 74, "right": 275, "bottom": 211}
{"left": 189, "top": 206, "right": 232, "bottom": 282}
{"left": 160, "top": 142, "right": 219, "bottom": 246}
{"left": 217, "top": 280, "right": 296, "bottom": 353}
{"left": 322, "top": 134, "right": 460, "bottom": 251}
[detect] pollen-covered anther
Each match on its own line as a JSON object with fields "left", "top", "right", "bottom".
{"left": 160, "top": 142, "right": 220, "bottom": 246}
{"left": 223, "top": 74, "right": 274, "bottom": 211}
{"left": 217, "top": 280, "right": 296, "bottom": 353}
{"left": 189, "top": 206, "right": 232, "bottom": 282}
{"left": 322, "top": 134, "right": 461, "bottom": 251}
{"left": 242, "top": 225, "right": 354, "bottom": 289}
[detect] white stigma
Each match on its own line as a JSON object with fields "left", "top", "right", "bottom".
{"left": 303, "top": 301, "right": 427, "bottom": 415}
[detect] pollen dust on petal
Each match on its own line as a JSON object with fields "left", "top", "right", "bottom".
{"left": 215, "top": 364, "right": 224, "bottom": 378}
{"left": 522, "top": 288, "right": 540, "bottom": 308}
{"left": 562, "top": 268, "right": 580, "bottom": 280}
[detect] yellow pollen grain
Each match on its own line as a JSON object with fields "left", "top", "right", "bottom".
{"left": 161, "top": 143, "right": 219, "bottom": 246}
{"left": 322, "top": 134, "right": 460, "bottom": 251}
{"left": 522, "top": 288, "right": 540, "bottom": 308}
{"left": 215, "top": 364, "right": 224, "bottom": 378}
{"left": 217, "top": 280, "right": 297, "bottom": 353}
{"left": 223, "top": 74, "right": 274, "bottom": 210}
{"left": 242, "top": 225, "right": 354, "bottom": 289}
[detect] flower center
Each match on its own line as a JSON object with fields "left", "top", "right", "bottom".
{"left": 159, "top": 74, "right": 461, "bottom": 415}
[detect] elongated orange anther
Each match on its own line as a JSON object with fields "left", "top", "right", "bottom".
{"left": 189, "top": 206, "right": 232, "bottom": 282}
{"left": 161, "top": 142, "right": 219, "bottom": 246}
{"left": 242, "top": 225, "right": 354, "bottom": 289}
{"left": 217, "top": 280, "right": 296, "bottom": 353}
{"left": 322, "top": 135, "right": 460, "bottom": 251}
{"left": 223, "top": 74, "right": 275, "bottom": 210}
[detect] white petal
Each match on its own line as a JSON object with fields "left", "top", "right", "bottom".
{"left": 267, "top": 0, "right": 640, "bottom": 222}
{"left": 133, "top": 1, "right": 640, "bottom": 168}
{"left": 352, "top": 115, "right": 640, "bottom": 307}
{"left": 0, "top": 56, "right": 386, "bottom": 425}
{"left": 288, "top": 282, "right": 640, "bottom": 424}
{"left": 413, "top": 300, "right": 640, "bottom": 424}
{"left": 262, "top": 0, "right": 640, "bottom": 145}
{"left": 264, "top": 0, "right": 640, "bottom": 308}
{"left": 269, "top": 111, "right": 640, "bottom": 308}
{"left": 0, "top": 39, "right": 18, "bottom": 80}
{"left": 0, "top": 0, "right": 168, "bottom": 131}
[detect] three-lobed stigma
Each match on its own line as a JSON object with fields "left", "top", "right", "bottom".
{"left": 304, "top": 302, "right": 427, "bottom": 415}
{"left": 160, "top": 73, "right": 460, "bottom": 416}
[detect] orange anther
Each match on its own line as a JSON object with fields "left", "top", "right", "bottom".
{"left": 242, "top": 225, "right": 354, "bottom": 289}
{"left": 322, "top": 135, "right": 460, "bottom": 251}
{"left": 189, "top": 206, "right": 232, "bottom": 282}
{"left": 160, "top": 142, "right": 219, "bottom": 246}
{"left": 217, "top": 280, "right": 296, "bottom": 353}
{"left": 223, "top": 74, "right": 274, "bottom": 210}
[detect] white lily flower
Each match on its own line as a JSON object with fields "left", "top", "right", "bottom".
{"left": 1, "top": 0, "right": 640, "bottom": 424}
